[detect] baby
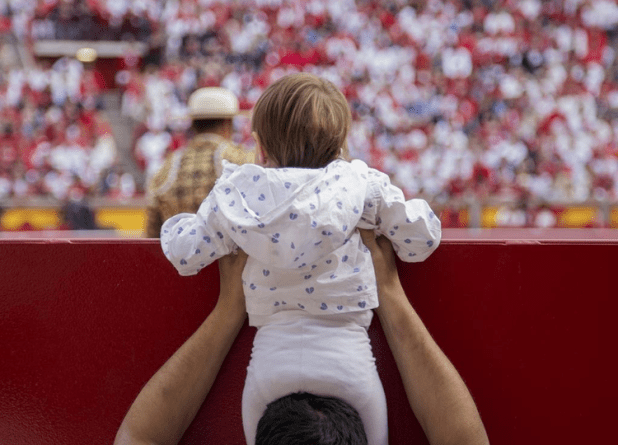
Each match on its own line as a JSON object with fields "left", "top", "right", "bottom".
{"left": 161, "top": 73, "right": 441, "bottom": 445}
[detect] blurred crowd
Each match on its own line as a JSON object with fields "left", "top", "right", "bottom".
{"left": 0, "top": 54, "right": 124, "bottom": 201}
{"left": 1, "top": 0, "right": 618, "bottom": 227}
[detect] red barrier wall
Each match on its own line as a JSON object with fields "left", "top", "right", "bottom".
{"left": 0, "top": 237, "right": 615, "bottom": 444}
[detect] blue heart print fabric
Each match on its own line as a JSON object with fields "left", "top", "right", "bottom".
{"left": 161, "top": 159, "right": 441, "bottom": 326}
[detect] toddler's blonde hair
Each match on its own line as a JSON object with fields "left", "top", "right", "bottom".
{"left": 251, "top": 73, "right": 351, "bottom": 168}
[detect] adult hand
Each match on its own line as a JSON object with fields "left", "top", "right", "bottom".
{"left": 358, "top": 231, "right": 401, "bottom": 298}
{"left": 217, "top": 249, "right": 248, "bottom": 312}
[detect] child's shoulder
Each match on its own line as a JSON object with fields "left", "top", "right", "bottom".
{"left": 332, "top": 158, "right": 366, "bottom": 173}
{"left": 346, "top": 159, "right": 388, "bottom": 181}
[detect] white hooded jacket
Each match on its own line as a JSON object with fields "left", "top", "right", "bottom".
{"left": 161, "top": 159, "right": 441, "bottom": 326}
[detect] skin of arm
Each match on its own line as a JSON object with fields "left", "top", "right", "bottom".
{"left": 359, "top": 231, "right": 490, "bottom": 445}
{"left": 114, "top": 250, "right": 248, "bottom": 445}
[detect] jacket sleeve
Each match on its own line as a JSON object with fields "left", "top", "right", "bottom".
{"left": 160, "top": 194, "right": 235, "bottom": 276}
{"left": 359, "top": 168, "right": 441, "bottom": 262}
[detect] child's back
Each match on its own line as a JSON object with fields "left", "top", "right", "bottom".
{"left": 163, "top": 156, "right": 440, "bottom": 326}
{"left": 161, "top": 73, "right": 441, "bottom": 445}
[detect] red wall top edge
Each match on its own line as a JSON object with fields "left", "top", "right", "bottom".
{"left": 0, "top": 238, "right": 616, "bottom": 246}
{"left": 1, "top": 227, "right": 616, "bottom": 244}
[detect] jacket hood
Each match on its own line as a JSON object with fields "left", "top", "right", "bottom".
{"left": 212, "top": 160, "right": 368, "bottom": 269}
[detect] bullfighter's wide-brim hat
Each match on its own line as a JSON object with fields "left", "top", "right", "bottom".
{"left": 188, "top": 87, "right": 239, "bottom": 119}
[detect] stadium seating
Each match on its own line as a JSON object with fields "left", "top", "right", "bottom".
{"left": 1, "top": 0, "right": 617, "bottom": 225}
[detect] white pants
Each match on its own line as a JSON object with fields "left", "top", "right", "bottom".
{"left": 242, "top": 312, "right": 388, "bottom": 445}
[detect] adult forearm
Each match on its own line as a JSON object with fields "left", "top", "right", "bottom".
{"left": 114, "top": 300, "right": 246, "bottom": 445}
{"left": 376, "top": 290, "right": 489, "bottom": 445}
{"left": 358, "top": 231, "right": 488, "bottom": 444}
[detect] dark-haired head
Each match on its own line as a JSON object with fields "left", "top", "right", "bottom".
{"left": 255, "top": 392, "right": 367, "bottom": 445}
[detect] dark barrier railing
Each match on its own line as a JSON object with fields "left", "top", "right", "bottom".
{"left": 0, "top": 236, "right": 615, "bottom": 444}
